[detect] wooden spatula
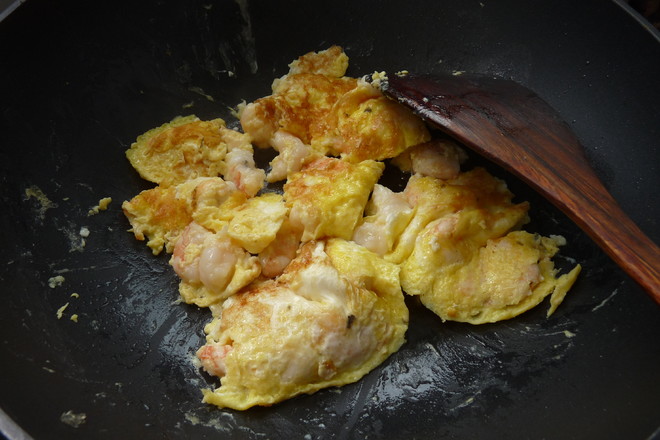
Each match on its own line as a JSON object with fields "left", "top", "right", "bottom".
{"left": 381, "top": 73, "right": 659, "bottom": 304}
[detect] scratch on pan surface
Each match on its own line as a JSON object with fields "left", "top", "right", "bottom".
{"left": 235, "top": 0, "right": 258, "bottom": 73}
{"left": 189, "top": 86, "right": 215, "bottom": 102}
{"left": 52, "top": 266, "right": 105, "bottom": 274}
{"left": 424, "top": 341, "right": 441, "bottom": 357}
{"left": 337, "top": 369, "right": 382, "bottom": 440}
{"left": 592, "top": 288, "right": 619, "bottom": 312}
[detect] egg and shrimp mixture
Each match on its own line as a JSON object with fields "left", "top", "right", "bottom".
{"left": 122, "top": 46, "right": 581, "bottom": 410}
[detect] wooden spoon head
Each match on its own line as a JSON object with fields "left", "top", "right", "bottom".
{"left": 379, "top": 73, "right": 591, "bottom": 179}
{"left": 379, "top": 72, "right": 603, "bottom": 220}
{"left": 380, "top": 72, "right": 660, "bottom": 302}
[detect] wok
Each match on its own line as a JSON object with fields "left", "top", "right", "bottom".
{"left": 1, "top": 0, "right": 658, "bottom": 438}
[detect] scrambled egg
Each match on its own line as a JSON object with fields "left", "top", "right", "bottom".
{"left": 121, "top": 46, "right": 581, "bottom": 411}
{"left": 125, "top": 116, "right": 228, "bottom": 187}
{"left": 383, "top": 168, "right": 528, "bottom": 265}
{"left": 284, "top": 157, "right": 383, "bottom": 241}
{"left": 401, "top": 225, "right": 580, "bottom": 324}
{"left": 198, "top": 240, "right": 407, "bottom": 410}
{"left": 239, "top": 47, "right": 357, "bottom": 149}
{"left": 227, "top": 193, "right": 288, "bottom": 254}
{"left": 239, "top": 45, "right": 430, "bottom": 178}
{"left": 172, "top": 222, "right": 261, "bottom": 307}
{"left": 313, "top": 79, "right": 431, "bottom": 161}
{"left": 377, "top": 167, "right": 580, "bottom": 323}
{"left": 122, "top": 177, "right": 205, "bottom": 254}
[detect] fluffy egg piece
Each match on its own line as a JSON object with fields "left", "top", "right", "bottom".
{"left": 125, "top": 116, "right": 230, "bottom": 187}
{"left": 314, "top": 78, "right": 431, "bottom": 162}
{"left": 284, "top": 157, "right": 384, "bottom": 242}
{"left": 121, "top": 177, "right": 222, "bottom": 255}
{"left": 352, "top": 184, "right": 414, "bottom": 256}
{"left": 171, "top": 222, "right": 261, "bottom": 307}
{"left": 386, "top": 168, "right": 529, "bottom": 265}
{"left": 239, "top": 46, "right": 356, "bottom": 148}
{"left": 228, "top": 192, "right": 288, "bottom": 254}
{"left": 240, "top": 47, "right": 430, "bottom": 164}
{"left": 402, "top": 228, "right": 581, "bottom": 324}
{"left": 197, "top": 239, "right": 408, "bottom": 410}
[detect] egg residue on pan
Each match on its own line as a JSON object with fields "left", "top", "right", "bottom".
{"left": 121, "top": 46, "right": 581, "bottom": 410}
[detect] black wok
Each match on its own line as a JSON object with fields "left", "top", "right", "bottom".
{"left": 1, "top": 0, "right": 658, "bottom": 439}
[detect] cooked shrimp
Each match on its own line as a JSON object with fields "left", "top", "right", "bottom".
{"left": 198, "top": 239, "right": 408, "bottom": 410}
{"left": 224, "top": 146, "right": 265, "bottom": 197}
{"left": 392, "top": 138, "right": 468, "bottom": 180}
{"left": 238, "top": 101, "right": 278, "bottom": 148}
{"left": 267, "top": 131, "right": 315, "bottom": 182}
{"left": 427, "top": 214, "right": 464, "bottom": 265}
{"left": 170, "top": 221, "right": 262, "bottom": 307}
{"left": 352, "top": 184, "right": 413, "bottom": 256}
{"left": 219, "top": 126, "right": 252, "bottom": 151}
{"left": 192, "top": 177, "right": 237, "bottom": 209}
{"left": 258, "top": 218, "right": 303, "bottom": 278}
{"left": 197, "top": 342, "right": 233, "bottom": 378}
{"left": 170, "top": 222, "right": 209, "bottom": 283}
{"left": 171, "top": 222, "right": 238, "bottom": 289}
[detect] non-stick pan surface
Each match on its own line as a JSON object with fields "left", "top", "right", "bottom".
{"left": 1, "top": 0, "right": 658, "bottom": 439}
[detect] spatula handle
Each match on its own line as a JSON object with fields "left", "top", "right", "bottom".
{"left": 559, "top": 172, "right": 660, "bottom": 303}
{"left": 484, "top": 132, "right": 660, "bottom": 303}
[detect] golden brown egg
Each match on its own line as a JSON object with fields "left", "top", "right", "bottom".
{"left": 197, "top": 239, "right": 408, "bottom": 410}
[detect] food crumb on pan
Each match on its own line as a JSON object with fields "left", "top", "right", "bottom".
{"left": 370, "top": 70, "right": 388, "bottom": 86}
{"left": 88, "top": 197, "right": 112, "bottom": 215}
{"left": 56, "top": 303, "right": 69, "bottom": 319}
{"left": 63, "top": 224, "right": 87, "bottom": 252}
{"left": 60, "top": 410, "right": 86, "bottom": 428}
{"left": 450, "top": 395, "right": 478, "bottom": 412}
{"left": 48, "top": 275, "right": 65, "bottom": 288}
{"left": 183, "top": 411, "right": 228, "bottom": 431}
{"left": 79, "top": 226, "right": 90, "bottom": 238}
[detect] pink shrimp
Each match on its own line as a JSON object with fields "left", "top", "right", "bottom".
{"left": 197, "top": 342, "right": 233, "bottom": 377}
{"left": 258, "top": 219, "right": 303, "bottom": 278}
{"left": 224, "top": 147, "right": 265, "bottom": 197}
{"left": 267, "top": 130, "right": 314, "bottom": 182}
{"left": 394, "top": 138, "right": 467, "bottom": 180}
{"left": 170, "top": 222, "right": 239, "bottom": 294}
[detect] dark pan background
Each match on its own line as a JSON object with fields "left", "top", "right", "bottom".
{"left": 1, "top": 0, "right": 658, "bottom": 439}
